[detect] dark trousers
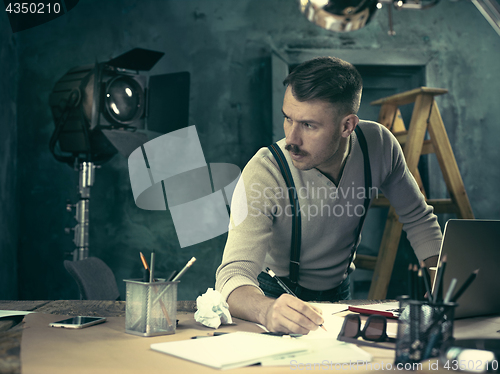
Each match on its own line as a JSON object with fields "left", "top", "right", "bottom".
{"left": 257, "top": 272, "right": 351, "bottom": 302}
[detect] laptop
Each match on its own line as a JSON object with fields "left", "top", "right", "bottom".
{"left": 435, "top": 219, "right": 500, "bottom": 319}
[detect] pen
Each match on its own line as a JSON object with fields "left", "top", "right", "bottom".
{"left": 190, "top": 332, "right": 303, "bottom": 339}
{"left": 166, "top": 270, "right": 178, "bottom": 282}
{"left": 451, "top": 269, "right": 479, "bottom": 303}
{"left": 150, "top": 251, "right": 155, "bottom": 283}
{"left": 263, "top": 332, "right": 303, "bottom": 338}
{"left": 265, "top": 267, "right": 327, "bottom": 332}
{"left": 191, "top": 332, "right": 229, "bottom": 339}
{"left": 171, "top": 257, "right": 197, "bottom": 282}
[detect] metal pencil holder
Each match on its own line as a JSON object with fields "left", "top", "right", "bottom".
{"left": 124, "top": 279, "right": 178, "bottom": 337}
{"left": 395, "top": 295, "right": 457, "bottom": 364}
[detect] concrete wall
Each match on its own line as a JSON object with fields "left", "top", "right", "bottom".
{"left": 4, "top": 0, "right": 499, "bottom": 300}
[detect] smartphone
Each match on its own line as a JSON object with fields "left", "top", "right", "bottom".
{"left": 49, "top": 316, "right": 107, "bottom": 329}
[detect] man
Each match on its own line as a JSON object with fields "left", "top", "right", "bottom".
{"left": 215, "top": 57, "right": 441, "bottom": 335}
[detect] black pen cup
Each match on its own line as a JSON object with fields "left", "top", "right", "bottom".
{"left": 124, "top": 279, "right": 179, "bottom": 337}
{"left": 395, "top": 295, "right": 457, "bottom": 365}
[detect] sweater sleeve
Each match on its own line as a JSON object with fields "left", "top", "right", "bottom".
{"left": 215, "top": 150, "right": 281, "bottom": 301}
{"left": 378, "top": 128, "right": 442, "bottom": 262}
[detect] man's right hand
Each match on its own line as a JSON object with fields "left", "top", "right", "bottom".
{"left": 226, "top": 286, "right": 324, "bottom": 335}
{"left": 264, "top": 294, "right": 324, "bottom": 334}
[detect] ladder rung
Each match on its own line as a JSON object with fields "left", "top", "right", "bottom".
{"left": 353, "top": 254, "right": 377, "bottom": 270}
{"left": 372, "top": 196, "right": 458, "bottom": 214}
{"left": 370, "top": 87, "right": 448, "bottom": 107}
{"left": 426, "top": 199, "right": 459, "bottom": 214}
{"left": 371, "top": 195, "right": 390, "bottom": 207}
{"left": 394, "top": 132, "right": 435, "bottom": 155}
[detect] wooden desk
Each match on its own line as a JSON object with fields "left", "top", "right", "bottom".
{"left": 1, "top": 300, "right": 499, "bottom": 374}
{"left": 0, "top": 300, "right": 196, "bottom": 374}
{"left": 0, "top": 300, "right": 368, "bottom": 374}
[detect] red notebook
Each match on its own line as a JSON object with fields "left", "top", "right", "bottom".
{"left": 348, "top": 302, "right": 401, "bottom": 319}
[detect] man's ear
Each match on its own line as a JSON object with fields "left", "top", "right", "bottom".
{"left": 341, "top": 114, "right": 359, "bottom": 138}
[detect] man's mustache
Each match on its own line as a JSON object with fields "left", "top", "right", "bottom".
{"left": 285, "top": 144, "right": 307, "bottom": 156}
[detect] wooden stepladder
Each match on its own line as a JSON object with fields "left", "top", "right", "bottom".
{"left": 353, "top": 87, "right": 474, "bottom": 300}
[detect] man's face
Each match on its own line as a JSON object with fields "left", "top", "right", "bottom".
{"left": 282, "top": 86, "right": 346, "bottom": 173}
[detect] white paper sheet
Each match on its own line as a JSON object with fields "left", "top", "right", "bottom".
{"left": 0, "top": 310, "right": 33, "bottom": 318}
{"left": 261, "top": 337, "right": 372, "bottom": 366}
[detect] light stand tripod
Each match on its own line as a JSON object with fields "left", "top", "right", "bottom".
{"left": 65, "top": 161, "right": 95, "bottom": 261}
{"left": 49, "top": 49, "right": 189, "bottom": 262}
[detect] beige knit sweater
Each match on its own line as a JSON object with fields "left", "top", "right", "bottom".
{"left": 215, "top": 121, "right": 442, "bottom": 301}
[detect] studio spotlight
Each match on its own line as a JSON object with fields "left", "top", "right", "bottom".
{"left": 49, "top": 48, "right": 190, "bottom": 164}
{"left": 299, "top": 0, "right": 441, "bottom": 34}
{"left": 49, "top": 48, "right": 190, "bottom": 260}
{"left": 299, "top": 0, "right": 380, "bottom": 32}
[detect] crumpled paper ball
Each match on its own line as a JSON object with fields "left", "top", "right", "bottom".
{"left": 194, "top": 288, "right": 232, "bottom": 329}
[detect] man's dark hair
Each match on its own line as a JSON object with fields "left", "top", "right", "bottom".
{"left": 283, "top": 57, "right": 363, "bottom": 116}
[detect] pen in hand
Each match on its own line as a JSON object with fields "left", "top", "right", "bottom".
{"left": 265, "top": 267, "right": 327, "bottom": 332}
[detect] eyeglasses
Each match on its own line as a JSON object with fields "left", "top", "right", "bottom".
{"left": 337, "top": 314, "right": 396, "bottom": 350}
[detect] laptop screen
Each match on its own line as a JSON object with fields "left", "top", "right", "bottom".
{"left": 436, "top": 219, "right": 500, "bottom": 319}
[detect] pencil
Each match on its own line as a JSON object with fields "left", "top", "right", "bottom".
{"left": 443, "top": 278, "right": 457, "bottom": 304}
{"left": 140, "top": 252, "right": 150, "bottom": 271}
{"left": 266, "top": 267, "right": 295, "bottom": 295}
{"left": 140, "top": 252, "right": 150, "bottom": 282}
{"left": 265, "top": 267, "right": 327, "bottom": 332}
{"left": 433, "top": 254, "right": 447, "bottom": 303}
{"left": 451, "top": 269, "right": 479, "bottom": 303}
{"left": 417, "top": 267, "right": 424, "bottom": 301}
{"left": 153, "top": 257, "right": 196, "bottom": 305}
{"left": 407, "top": 264, "right": 413, "bottom": 298}
{"left": 420, "top": 261, "right": 433, "bottom": 302}
{"left": 413, "top": 264, "right": 419, "bottom": 301}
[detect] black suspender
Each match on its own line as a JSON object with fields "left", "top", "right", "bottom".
{"left": 267, "top": 125, "right": 371, "bottom": 285}
{"left": 348, "top": 126, "right": 372, "bottom": 270}
{"left": 268, "top": 143, "right": 301, "bottom": 283}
